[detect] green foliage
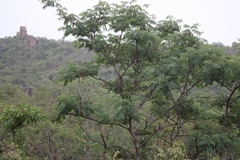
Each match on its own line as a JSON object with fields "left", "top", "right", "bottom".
{"left": 53, "top": 95, "right": 94, "bottom": 122}
{"left": 0, "top": 103, "right": 45, "bottom": 158}
{"left": 0, "top": 104, "right": 45, "bottom": 131}
{"left": 39, "top": 0, "right": 240, "bottom": 159}
{"left": 187, "top": 122, "right": 240, "bottom": 159}
{"left": 56, "top": 62, "right": 99, "bottom": 86}
{"left": 0, "top": 0, "right": 229, "bottom": 159}
{"left": 155, "top": 141, "right": 189, "bottom": 160}
{"left": 111, "top": 99, "right": 140, "bottom": 125}
{"left": 156, "top": 16, "right": 181, "bottom": 38}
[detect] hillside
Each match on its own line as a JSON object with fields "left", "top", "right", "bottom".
{"left": 0, "top": 27, "right": 94, "bottom": 89}
{"left": 0, "top": 27, "right": 238, "bottom": 90}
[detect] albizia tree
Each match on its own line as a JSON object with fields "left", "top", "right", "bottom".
{"left": 40, "top": 0, "right": 240, "bottom": 159}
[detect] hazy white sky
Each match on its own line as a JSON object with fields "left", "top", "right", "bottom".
{"left": 1, "top": 0, "right": 240, "bottom": 46}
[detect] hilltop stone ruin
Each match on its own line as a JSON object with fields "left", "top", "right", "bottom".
{"left": 16, "top": 26, "right": 37, "bottom": 46}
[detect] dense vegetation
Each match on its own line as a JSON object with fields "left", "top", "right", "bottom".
{"left": 0, "top": 36, "right": 94, "bottom": 88}
{"left": 1, "top": 0, "right": 240, "bottom": 159}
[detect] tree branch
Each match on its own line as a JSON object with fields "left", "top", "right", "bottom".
{"left": 138, "top": 123, "right": 176, "bottom": 148}
{"left": 138, "top": 106, "right": 175, "bottom": 134}
{"left": 67, "top": 113, "right": 130, "bottom": 130}
{"left": 137, "top": 86, "right": 157, "bottom": 110}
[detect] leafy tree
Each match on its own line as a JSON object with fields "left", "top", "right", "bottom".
{"left": 40, "top": 0, "right": 240, "bottom": 159}
{"left": 0, "top": 104, "right": 45, "bottom": 143}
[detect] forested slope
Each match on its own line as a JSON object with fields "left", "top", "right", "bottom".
{"left": 0, "top": 36, "right": 93, "bottom": 88}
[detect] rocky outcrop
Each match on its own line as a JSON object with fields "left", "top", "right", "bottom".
{"left": 23, "top": 87, "right": 34, "bottom": 96}
{"left": 27, "top": 36, "right": 38, "bottom": 46}
{"left": 16, "top": 26, "right": 37, "bottom": 46}
{"left": 16, "top": 26, "right": 28, "bottom": 38}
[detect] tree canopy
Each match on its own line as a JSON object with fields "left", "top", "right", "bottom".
{"left": 39, "top": 0, "right": 240, "bottom": 159}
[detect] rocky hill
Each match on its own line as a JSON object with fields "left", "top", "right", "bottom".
{"left": 0, "top": 26, "right": 94, "bottom": 89}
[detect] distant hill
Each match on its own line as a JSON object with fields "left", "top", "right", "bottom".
{"left": 0, "top": 31, "right": 93, "bottom": 89}
{"left": 0, "top": 27, "right": 238, "bottom": 91}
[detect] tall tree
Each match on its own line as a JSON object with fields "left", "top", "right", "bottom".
{"left": 40, "top": 0, "right": 240, "bottom": 159}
